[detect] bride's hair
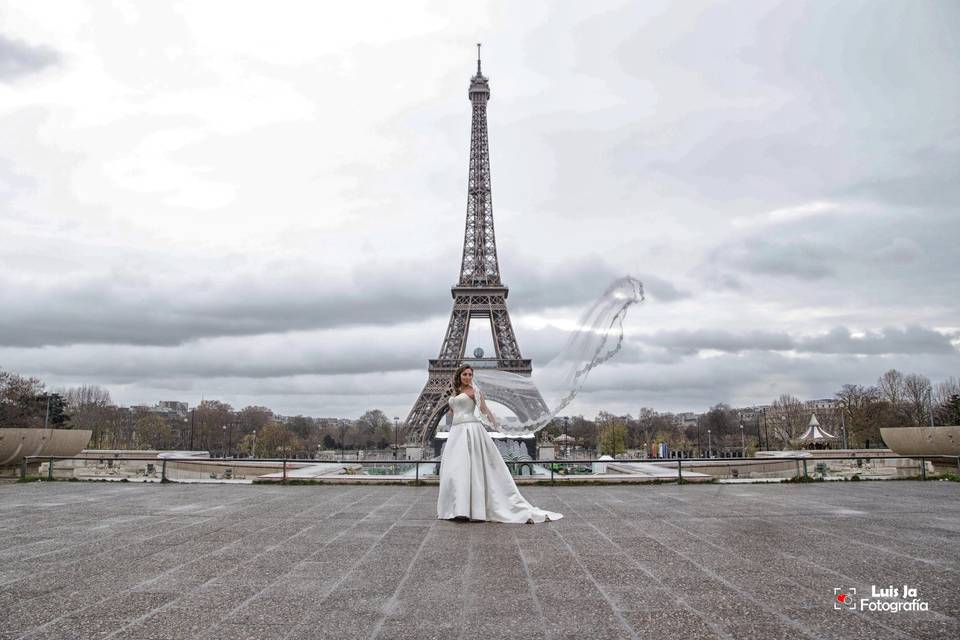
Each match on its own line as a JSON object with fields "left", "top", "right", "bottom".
{"left": 451, "top": 364, "right": 473, "bottom": 395}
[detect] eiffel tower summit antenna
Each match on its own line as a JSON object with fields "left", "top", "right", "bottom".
{"left": 404, "top": 48, "right": 547, "bottom": 456}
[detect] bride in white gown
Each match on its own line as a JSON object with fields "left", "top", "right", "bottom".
{"left": 437, "top": 364, "right": 563, "bottom": 524}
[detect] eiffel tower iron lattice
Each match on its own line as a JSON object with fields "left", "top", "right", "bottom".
{"left": 404, "top": 46, "right": 548, "bottom": 452}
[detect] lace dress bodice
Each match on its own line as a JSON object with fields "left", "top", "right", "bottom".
{"left": 449, "top": 392, "right": 478, "bottom": 425}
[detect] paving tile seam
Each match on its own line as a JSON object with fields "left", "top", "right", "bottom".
{"left": 454, "top": 535, "right": 475, "bottom": 640}
{"left": 366, "top": 517, "right": 437, "bottom": 640}
{"left": 586, "top": 496, "right": 833, "bottom": 640}
{"left": 651, "top": 512, "right": 957, "bottom": 631}
{"left": 3, "top": 515, "right": 205, "bottom": 561}
{"left": 6, "top": 488, "right": 279, "bottom": 565}
{"left": 7, "top": 523, "right": 217, "bottom": 567}
{"left": 747, "top": 492, "right": 960, "bottom": 572}
{"left": 663, "top": 531, "right": 913, "bottom": 639}
{"left": 279, "top": 492, "right": 428, "bottom": 639}
{"left": 549, "top": 491, "right": 735, "bottom": 640}
{"left": 104, "top": 486, "right": 394, "bottom": 640}
{"left": 548, "top": 496, "right": 650, "bottom": 640}
{"left": 632, "top": 492, "right": 953, "bottom": 635}
{"left": 0, "top": 517, "right": 222, "bottom": 592}
{"left": 15, "top": 488, "right": 386, "bottom": 640}
{"left": 122, "top": 538, "right": 247, "bottom": 592}
{"left": 511, "top": 530, "right": 549, "bottom": 635}
{"left": 765, "top": 516, "right": 959, "bottom": 573}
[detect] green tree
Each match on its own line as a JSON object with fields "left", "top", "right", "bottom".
{"left": 937, "top": 393, "right": 960, "bottom": 426}
{"left": 135, "top": 414, "right": 173, "bottom": 449}
{"left": 259, "top": 421, "right": 295, "bottom": 458}
{"left": 597, "top": 412, "right": 627, "bottom": 457}
{"left": 287, "top": 416, "right": 314, "bottom": 439}
{"left": 194, "top": 400, "right": 234, "bottom": 454}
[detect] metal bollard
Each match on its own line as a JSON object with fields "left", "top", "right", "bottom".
{"left": 677, "top": 458, "right": 683, "bottom": 482}
{"left": 282, "top": 459, "right": 287, "bottom": 484}
{"left": 415, "top": 461, "right": 420, "bottom": 486}
{"left": 47, "top": 457, "right": 54, "bottom": 481}
{"left": 20, "top": 458, "right": 27, "bottom": 480}
{"left": 920, "top": 457, "right": 926, "bottom": 481}
{"left": 802, "top": 459, "right": 808, "bottom": 480}
{"left": 161, "top": 459, "right": 168, "bottom": 482}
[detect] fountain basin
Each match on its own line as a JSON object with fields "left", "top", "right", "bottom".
{"left": 880, "top": 426, "right": 960, "bottom": 456}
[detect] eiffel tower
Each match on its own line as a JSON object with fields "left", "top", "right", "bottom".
{"left": 404, "top": 45, "right": 547, "bottom": 455}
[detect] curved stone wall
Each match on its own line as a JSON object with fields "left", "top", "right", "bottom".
{"left": 0, "top": 428, "right": 93, "bottom": 467}
{"left": 880, "top": 426, "right": 960, "bottom": 456}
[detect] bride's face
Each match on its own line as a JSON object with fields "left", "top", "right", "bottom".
{"left": 460, "top": 368, "right": 473, "bottom": 386}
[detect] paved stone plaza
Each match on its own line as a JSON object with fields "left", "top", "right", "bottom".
{"left": 1, "top": 482, "right": 958, "bottom": 639}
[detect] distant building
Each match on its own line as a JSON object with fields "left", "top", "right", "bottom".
{"left": 678, "top": 412, "right": 700, "bottom": 429}
{"left": 130, "top": 401, "right": 189, "bottom": 420}
{"left": 157, "top": 401, "right": 188, "bottom": 417}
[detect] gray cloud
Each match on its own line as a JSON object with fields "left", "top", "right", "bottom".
{"left": 636, "top": 273, "right": 690, "bottom": 302}
{"left": 797, "top": 326, "right": 958, "bottom": 356}
{"left": 637, "top": 326, "right": 958, "bottom": 357}
{"left": 643, "top": 329, "right": 794, "bottom": 355}
{"left": 0, "top": 252, "right": 672, "bottom": 348}
{"left": 724, "top": 240, "right": 838, "bottom": 280}
{"left": 0, "top": 34, "right": 58, "bottom": 80}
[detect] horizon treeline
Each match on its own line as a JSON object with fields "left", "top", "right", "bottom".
{"left": 1, "top": 367, "right": 957, "bottom": 457}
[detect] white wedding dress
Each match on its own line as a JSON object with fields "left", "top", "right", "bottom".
{"left": 436, "top": 391, "right": 563, "bottom": 524}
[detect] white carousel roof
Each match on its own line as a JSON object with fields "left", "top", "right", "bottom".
{"left": 799, "top": 413, "right": 835, "bottom": 441}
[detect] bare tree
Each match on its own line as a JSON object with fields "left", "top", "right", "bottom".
{"left": 770, "top": 394, "right": 807, "bottom": 448}
{"left": 64, "top": 385, "right": 114, "bottom": 447}
{"left": 878, "top": 368, "right": 905, "bottom": 409}
{"left": 933, "top": 377, "right": 960, "bottom": 425}
{"left": 0, "top": 369, "right": 47, "bottom": 428}
{"left": 356, "top": 410, "right": 391, "bottom": 448}
{"left": 104, "top": 406, "right": 135, "bottom": 448}
{"left": 194, "top": 400, "right": 234, "bottom": 454}
{"left": 903, "top": 373, "right": 932, "bottom": 427}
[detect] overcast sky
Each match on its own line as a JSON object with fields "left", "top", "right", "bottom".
{"left": 1, "top": 0, "right": 958, "bottom": 419}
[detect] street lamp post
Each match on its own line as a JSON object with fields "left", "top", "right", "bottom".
{"left": 393, "top": 416, "right": 399, "bottom": 460}
{"left": 221, "top": 425, "right": 227, "bottom": 458}
{"left": 740, "top": 424, "right": 745, "bottom": 458}
{"left": 707, "top": 429, "right": 712, "bottom": 459}
{"left": 839, "top": 408, "right": 846, "bottom": 450}
{"left": 762, "top": 408, "right": 769, "bottom": 451}
{"left": 697, "top": 419, "right": 702, "bottom": 458}
{"left": 338, "top": 419, "right": 348, "bottom": 460}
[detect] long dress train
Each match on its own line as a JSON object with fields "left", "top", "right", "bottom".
{"left": 436, "top": 392, "right": 563, "bottom": 524}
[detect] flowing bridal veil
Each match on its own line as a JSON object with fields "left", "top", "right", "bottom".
{"left": 469, "top": 275, "right": 644, "bottom": 437}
